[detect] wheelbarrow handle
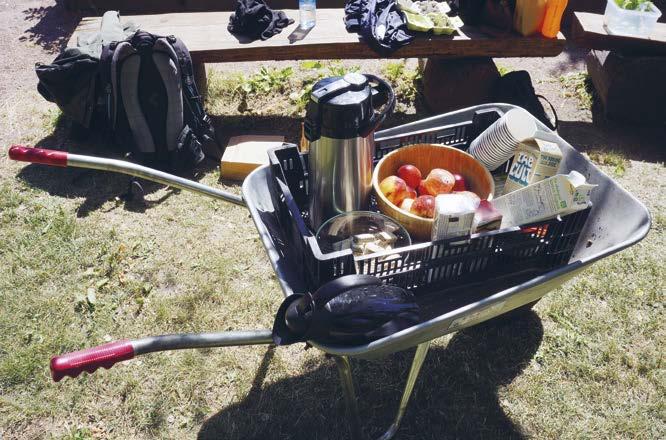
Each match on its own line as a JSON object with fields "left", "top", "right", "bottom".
{"left": 8, "top": 145, "right": 245, "bottom": 207}
{"left": 50, "top": 340, "right": 135, "bottom": 382}
{"left": 50, "top": 330, "right": 274, "bottom": 382}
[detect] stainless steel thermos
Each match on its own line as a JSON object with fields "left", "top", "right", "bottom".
{"left": 304, "top": 73, "right": 395, "bottom": 230}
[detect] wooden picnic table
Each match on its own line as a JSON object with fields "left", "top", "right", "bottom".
{"left": 571, "top": 12, "right": 666, "bottom": 55}
{"left": 70, "top": 9, "right": 565, "bottom": 91}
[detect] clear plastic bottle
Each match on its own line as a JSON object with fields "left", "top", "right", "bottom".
{"left": 299, "top": 0, "right": 316, "bottom": 29}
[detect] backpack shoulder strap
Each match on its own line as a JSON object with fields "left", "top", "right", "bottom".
{"left": 168, "top": 36, "right": 224, "bottom": 159}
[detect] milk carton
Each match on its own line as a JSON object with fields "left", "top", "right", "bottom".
{"left": 493, "top": 171, "right": 596, "bottom": 228}
{"left": 432, "top": 194, "right": 480, "bottom": 240}
{"left": 503, "top": 138, "right": 562, "bottom": 195}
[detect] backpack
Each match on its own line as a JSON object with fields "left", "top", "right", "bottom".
{"left": 493, "top": 70, "right": 558, "bottom": 131}
{"left": 100, "top": 31, "right": 222, "bottom": 171}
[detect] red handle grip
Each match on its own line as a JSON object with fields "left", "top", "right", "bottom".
{"left": 8, "top": 145, "right": 68, "bottom": 167}
{"left": 50, "top": 340, "right": 135, "bottom": 382}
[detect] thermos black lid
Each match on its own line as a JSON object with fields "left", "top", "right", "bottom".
{"left": 304, "top": 73, "right": 374, "bottom": 141}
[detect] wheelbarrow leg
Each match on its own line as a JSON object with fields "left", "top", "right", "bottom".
{"left": 377, "top": 341, "right": 431, "bottom": 440}
{"left": 334, "top": 342, "right": 431, "bottom": 440}
{"left": 334, "top": 355, "right": 363, "bottom": 440}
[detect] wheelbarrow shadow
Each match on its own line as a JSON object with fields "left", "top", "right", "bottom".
{"left": 14, "top": 121, "right": 222, "bottom": 218}
{"left": 199, "top": 312, "right": 543, "bottom": 440}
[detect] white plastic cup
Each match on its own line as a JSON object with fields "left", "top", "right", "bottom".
{"left": 468, "top": 108, "right": 537, "bottom": 171}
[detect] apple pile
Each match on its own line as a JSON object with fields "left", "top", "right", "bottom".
{"left": 379, "top": 164, "right": 470, "bottom": 219}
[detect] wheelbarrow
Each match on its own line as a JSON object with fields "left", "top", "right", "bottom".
{"left": 8, "top": 104, "right": 651, "bottom": 439}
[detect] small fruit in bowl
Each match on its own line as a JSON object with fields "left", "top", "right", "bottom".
{"left": 397, "top": 164, "right": 422, "bottom": 189}
{"left": 452, "top": 173, "right": 467, "bottom": 192}
{"left": 410, "top": 195, "right": 436, "bottom": 218}
{"left": 423, "top": 168, "right": 455, "bottom": 195}
{"left": 417, "top": 181, "right": 431, "bottom": 197}
{"left": 379, "top": 175, "right": 411, "bottom": 206}
{"left": 400, "top": 198, "right": 415, "bottom": 212}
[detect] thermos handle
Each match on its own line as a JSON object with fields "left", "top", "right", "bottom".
{"left": 361, "top": 74, "right": 396, "bottom": 137}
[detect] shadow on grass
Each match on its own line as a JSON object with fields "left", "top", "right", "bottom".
{"left": 20, "top": 0, "right": 81, "bottom": 54}
{"left": 199, "top": 312, "right": 543, "bottom": 440}
{"left": 15, "top": 119, "right": 221, "bottom": 217}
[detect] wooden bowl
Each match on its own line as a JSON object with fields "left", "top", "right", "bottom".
{"left": 372, "top": 144, "right": 494, "bottom": 241}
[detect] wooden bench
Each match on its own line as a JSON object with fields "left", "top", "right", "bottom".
{"left": 70, "top": 9, "right": 565, "bottom": 92}
{"left": 571, "top": 11, "right": 666, "bottom": 55}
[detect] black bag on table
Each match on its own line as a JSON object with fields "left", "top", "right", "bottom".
{"left": 99, "top": 31, "right": 222, "bottom": 172}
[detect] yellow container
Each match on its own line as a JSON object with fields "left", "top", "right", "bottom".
{"left": 514, "top": 0, "right": 548, "bottom": 36}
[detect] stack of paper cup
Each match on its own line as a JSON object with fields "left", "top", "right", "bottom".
{"left": 468, "top": 108, "right": 538, "bottom": 171}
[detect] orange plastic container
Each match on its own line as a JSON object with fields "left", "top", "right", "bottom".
{"left": 541, "top": 0, "right": 569, "bottom": 38}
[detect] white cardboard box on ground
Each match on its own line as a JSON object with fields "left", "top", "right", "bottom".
{"left": 220, "top": 135, "right": 284, "bottom": 181}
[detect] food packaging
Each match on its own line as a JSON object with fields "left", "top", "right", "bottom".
{"left": 503, "top": 137, "right": 562, "bottom": 195}
{"left": 431, "top": 193, "right": 481, "bottom": 240}
{"left": 492, "top": 171, "right": 596, "bottom": 228}
{"left": 473, "top": 200, "right": 503, "bottom": 233}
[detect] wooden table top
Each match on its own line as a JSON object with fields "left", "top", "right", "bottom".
{"left": 70, "top": 9, "right": 566, "bottom": 63}
{"left": 572, "top": 12, "right": 666, "bottom": 56}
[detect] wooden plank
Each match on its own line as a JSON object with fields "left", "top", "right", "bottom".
{"left": 572, "top": 12, "right": 666, "bottom": 55}
{"left": 69, "top": 10, "right": 565, "bottom": 62}
{"left": 65, "top": 0, "right": 346, "bottom": 13}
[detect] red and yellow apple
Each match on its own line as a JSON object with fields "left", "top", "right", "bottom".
{"left": 410, "top": 195, "right": 436, "bottom": 218}
{"left": 400, "top": 198, "right": 415, "bottom": 212}
{"left": 423, "top": 168, "right": 455, "bottom": 195}
{"left": 452, "top": 173, "right": 467, "bottom": 192}
{"left": 379, "top": 175, "right": 411, "bottom": 207}
{"left": 417, "top": 181, "right": 432, "bottom": 197}
{"left": 397, "top": 164, "right": 422, "bottom": 189}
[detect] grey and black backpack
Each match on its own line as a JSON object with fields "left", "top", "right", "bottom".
{"left": 100, "top": 31, "right": 221, "bottom": 171}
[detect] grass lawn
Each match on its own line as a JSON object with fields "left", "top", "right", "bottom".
{"left": 0, "top": 61, "right": 664, "bottom": 439}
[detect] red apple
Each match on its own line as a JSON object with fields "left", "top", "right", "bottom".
{"left": 410, "top": 195, "right": 436, "bottom": 218}
{"left": 400, "top": 198, "right": 415, "bottom": 212}
{"left": 406, "top": 187, "right": 417, "bottom": 200}
{"left": 397, "top": 164, "right": 422, "bottom": 189}
{"left": 452, "top": 173, "right": 467, "bottom": 192}
{"left": 423, "top": 168, "right": 455, "bottom": 195}
{"left": 379, "top": 175, "right": 411, "bottom": 207}
{"left": 417, "top": 181, "right": 432, "bottom": 196}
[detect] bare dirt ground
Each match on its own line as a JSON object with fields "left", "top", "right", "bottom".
{"left": 0, "top": 1, "right": 664, "bottom": 440}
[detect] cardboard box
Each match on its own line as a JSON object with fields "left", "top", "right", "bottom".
{"left": 220, "top": 135, "right": 284, "bottom": 181}
{"left": 504, "top": 137, "right": 562, "bottom": 195}
{"left": 493, "top": 171, "right": 596, "bottom": 228}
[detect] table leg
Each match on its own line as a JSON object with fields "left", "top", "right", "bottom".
{"left": 193, "top": 62, "right": 208, "bottom": 98}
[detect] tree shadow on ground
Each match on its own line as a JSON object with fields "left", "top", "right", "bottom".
{"left": 558, "top": 91, "right": 666, "bottom": 163}
{"left": 199, "top": 312, "right": 543, "bottom": 440}
{"left": 20, "top": 0, "right": 81, "bottom": 54}
{"left": 210, "top": 110, "right": 424, "bottom": 148}
{"left": 15, "top": 118, "right": 221, "bottom": 217}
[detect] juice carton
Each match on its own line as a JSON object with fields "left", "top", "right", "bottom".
{"left": 504, "top": 137, "right": 562, "bottom": 195}
{"left": 493, "top": 171, "right": 596, "bottom": 228}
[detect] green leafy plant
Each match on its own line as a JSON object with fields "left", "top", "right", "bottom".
{"left": 559, "top": 72, "right": 595, "bottom": 110}
{"left": 238, "top": 67, "right": 294, "bottom": 95}
{"left": 614, "top": 0, "right": 654, "bottom": 11}
{"left": 289, "top": 62, "right": 360, "bottom": 113}
{"left": 381, "top": 61, "right": 422, "bottom": 111}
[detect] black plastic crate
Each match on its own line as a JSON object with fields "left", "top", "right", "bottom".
{"left": 268, "top": 108, "right": 590, "bottom": 293}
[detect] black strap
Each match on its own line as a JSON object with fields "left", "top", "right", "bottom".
{"left": 99, "top": 42, "right": 115, "bottom": 128}
{"left": 536, "top": 94, "right": 559, "bottom": 131}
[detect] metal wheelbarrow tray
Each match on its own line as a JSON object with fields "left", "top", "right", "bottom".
{"left": 8, "top": 104, "right": 651, "bottom": 439}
